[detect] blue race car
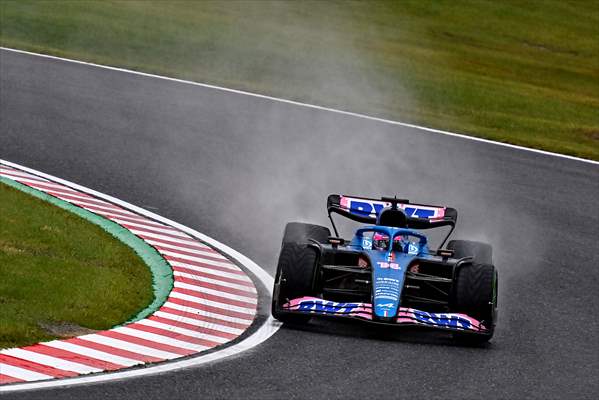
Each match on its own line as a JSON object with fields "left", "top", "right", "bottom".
{"left": 271, "top": 194, "right": 498, "bottom": 343}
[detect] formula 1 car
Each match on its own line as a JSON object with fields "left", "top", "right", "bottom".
{"left": 272, "top": 195, "right": 498, "bottom": 343}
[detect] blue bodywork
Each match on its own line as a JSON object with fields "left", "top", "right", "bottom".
{"left": 350, "top": 226, "right": 431, "bottom": 319}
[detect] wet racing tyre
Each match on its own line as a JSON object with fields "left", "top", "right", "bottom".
{"left": 450, "top": 262, "right": 498, "bottom": 344}
{"left": 282, "top": 222, "right": 331, "bottom": 245}
{"left": 448, "top": 240, "right": 493, "bottom": 265}
{"left": 272, "top": 243, "right": 319, "bottom": 324}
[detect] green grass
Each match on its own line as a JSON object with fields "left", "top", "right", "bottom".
{"left": 0, "top": 183, "right": 152, "bottom": 349}
{"left": 1, "top": 0, "right": 598, "bottom": 159}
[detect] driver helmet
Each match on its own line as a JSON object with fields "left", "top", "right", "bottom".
{"left": 372, "top": 232, "right": 390, "bottom": 250}
{"left": 373, "top": 233, "right": 409, "bottom": 251}
{"left": 393, "top": 235, "right": 408, "bottom": 252}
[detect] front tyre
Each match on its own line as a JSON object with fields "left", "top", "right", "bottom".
{"left": 272, "top": 243, "right": 319, "bottom": 324}
{"left": 450, "top": 263, "right": 498, "bottom": 344}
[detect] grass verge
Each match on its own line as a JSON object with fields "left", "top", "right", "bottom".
{"left": 1, "top": 0, "right": 597, "bottom": 160}
{"left": 0, "top": 182, "right": 153, "bottom": 349}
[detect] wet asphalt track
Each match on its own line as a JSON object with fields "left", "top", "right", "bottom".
{"left": 1, "top": 49, "right": 598, "bottom": 399}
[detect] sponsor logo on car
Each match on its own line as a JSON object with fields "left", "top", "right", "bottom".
{"left": 409, "top": 310, "right": 473, "bottom": 330}
{"left": 408, "top": 243, "right": 419, "bottom": 255}
{"left": 377, "top": 261, "right": 401, "bottom": 270}
{"left": 342, "top": 197, "right": 445, "bottom": 220}
{"left": 285, "top": 297, "right": 485, "bottom": 332}
{"left": 296, "top": 299, "right": 359, "bottom": 314}
{"left": 374, "top": 277, "right": 401, "bottom": 303}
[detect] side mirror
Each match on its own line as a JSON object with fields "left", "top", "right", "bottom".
{"left": 437, "top": 249, "right": 455, "bottom": 259}
{"left": 328, "top": 237, "right": 345, "bottom": 248}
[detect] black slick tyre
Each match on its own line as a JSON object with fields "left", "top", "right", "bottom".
{"left": 450, "top": 263, "right": 498, "bottom": 344}
{"left": 282, "top": 222, "right": 331, "bottom": 245}
{"left": 272, "top": 243, "right": 319, "bottom": 324}
{"left": 447, "top": 240, "right": 493, "bottom": 264}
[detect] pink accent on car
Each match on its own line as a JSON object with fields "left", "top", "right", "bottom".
{"left": 397, "top": 308, "right": 485, "bottom": 332}
{"left": 283, "top": 297, "right": 486, "bottom": 332}
{"left": 340, "top": 195, "right": 446, "bottom": 220}
{"left": 340, "top": 196, "right": 350, "bottom": 209}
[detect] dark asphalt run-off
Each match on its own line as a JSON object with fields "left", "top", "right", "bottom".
{"left": 1, "top": 49, "right": 598, "bottom": 399}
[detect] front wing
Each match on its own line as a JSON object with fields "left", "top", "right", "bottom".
{"left": 282, "top": 296, "right": 489, "bottom": 334}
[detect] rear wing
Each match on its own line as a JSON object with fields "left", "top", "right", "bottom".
{"left": 327, "top": 194, "right": 457, "bottom": 244}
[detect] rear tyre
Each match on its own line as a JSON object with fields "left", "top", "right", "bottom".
{"left": 272, "top": 243, "right": 319, "bottom": 324}
{"left": 447, "top": 240, "right": 493, "bottom": 264}
{"left": 450, "top": 263, "right": 498, "bottom": 344}
{"left": 282, "top": 222, "right": 331, "bottom": 245}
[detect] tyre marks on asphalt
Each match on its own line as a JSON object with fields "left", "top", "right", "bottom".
{"left": 0, "top": 163, "right": 258, "bottom": 384}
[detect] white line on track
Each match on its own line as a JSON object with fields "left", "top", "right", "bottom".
{"left": 0, "top": 349, "right": 102, "bottom": 374}
{"left": 169, "top": 261, "right": 252, "bottom": 282}
{"left": 0, "top": 159, "right": 281, "bottom": 393}
{"left": 127, "top": 230, "right": 210, "bottom": 248}
{"left": 133, "top": 233, "right": 214, "bottom": 251}
{"left": 136, "top": 319, "right": 235, "bottom": 342}
{"left": 0, "top": 168, "right": 50, "bottom": 182}
{"left": 69, "top": 200, "right": 139, "bottom": 215}
{"left": 173, "top": 281, "right": 258, "bottom": 303}
{"left": 0, "top": 365, "right": 52, "bottom": 382}
{"left": 73, "top": 204, "right": 149, "bottom": 220}
{"left": 168, "top": 291, "right": 256, "bottom": 315}
{"left": 173, "top": 271, "right": 257, "bottom": 293}
{"left": 150, "top": 311, "right": 244, "bottom": 336}
{"left": 111, "top": 327, "right": 209, "bottom": 352}
{"left": 1, "top": 46, "right": 597, "bottom": 166}
{"left": 43, "top": 189, "right": 110, "bottom": 203}
{"left": 160, "top": 302, "right": 254, "bottom": 324}
{"left": 101, "top": 213, "right": 171, "bottom": 228}
{"left": 110, "top": 219, "right": 191, "bottom": 237}
{"left": 160, "top": 251, "right": 239, "bottom": 270}
{"left": 3, "top": 177, "right": 80, "bottom": 193}
{"left": 174, "top": 276, "right": 258, "bottom": 302}
{"left": 151, "top": 242, "right": 228, "bottom": 259}
{"left": 79, "top": 334, "right": 181, "bottom": 360}
{"left": 43, "top": 341, "right": 141, "bottom": 368}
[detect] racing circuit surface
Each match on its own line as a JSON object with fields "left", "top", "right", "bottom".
{"left": 1, "top": 49, "right": 598, "bottom": 399}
